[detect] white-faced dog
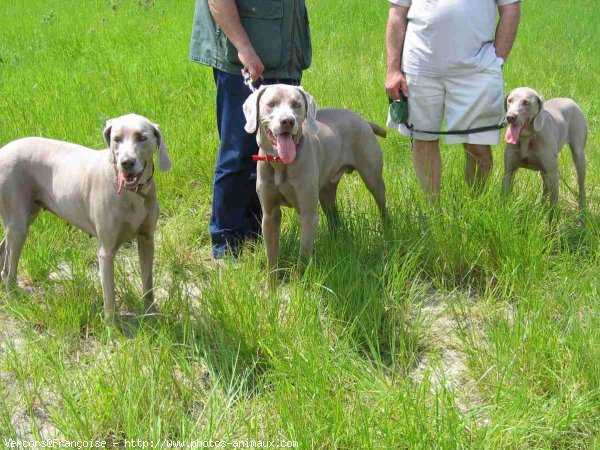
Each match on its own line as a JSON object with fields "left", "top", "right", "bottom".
{"left": 0, "top": 114, "right": 172, "bottom": 321}
{"left": 502, "top": 87, "right": 588, "bottom": 209}
{"left": 243, "top": 84, "right": 387, "bottom": 285}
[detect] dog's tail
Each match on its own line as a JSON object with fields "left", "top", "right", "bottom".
{"left": 369, "top": 122, "right": 387, "bottom": 138}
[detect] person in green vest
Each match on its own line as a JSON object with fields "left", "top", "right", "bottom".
{"left": 190, "top": 0, "right": 312, "bottom": 259}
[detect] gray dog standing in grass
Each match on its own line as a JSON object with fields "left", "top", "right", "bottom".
{"left": 502, "top": 87, "right": 588, "bottom": 209}
{"left": 0, "top": 114, "right": 172, "bottom": 322}
{"left": 243, "top": 84, "right": 387, "bottom": 285}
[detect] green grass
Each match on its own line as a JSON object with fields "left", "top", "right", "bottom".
{"left": 1, "top": 0, "right": 599, "bottom": 447}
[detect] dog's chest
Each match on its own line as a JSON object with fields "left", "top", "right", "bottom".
{"left": 273, "top": 169, "right": 297, "bottom": 206}
{"left": 115, "top": 196, "right": 153, "bottom": 236}
{"left": 516, "top": 139, "right": 542, "bottom": 171}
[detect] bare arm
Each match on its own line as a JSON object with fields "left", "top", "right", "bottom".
{"left": 495, "top": 2, "right": 521, "bottom": 61}
{"left": 385, "top": 5, "right": 409, "bottom": 99}
{"left": 208, "top": 0, "right": 264, "bottom": 80}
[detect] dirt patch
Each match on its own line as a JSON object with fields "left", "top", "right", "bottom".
{"left": 410, "top": 288, "right": 486, "bottom": 418}
{"left": 0, "top": 310, "right": 60, "bottom": 439}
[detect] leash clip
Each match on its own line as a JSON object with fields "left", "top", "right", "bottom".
{"left": 242, "top": 69, "right": 258, "bottom": 93}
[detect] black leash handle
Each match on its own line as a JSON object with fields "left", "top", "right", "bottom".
{"left": 407, "top": 123, "right": 506, "bottom": 136}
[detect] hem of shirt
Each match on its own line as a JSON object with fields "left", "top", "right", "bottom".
{"left": 190, "top": 55, "right": 303, "bottom": 80}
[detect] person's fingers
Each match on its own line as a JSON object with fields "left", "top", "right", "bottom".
{"left": 251, "top": 63, "right": 265, "bottom": 81}
{"left": 386, "top": 86, "right": 400, "bottom": 100}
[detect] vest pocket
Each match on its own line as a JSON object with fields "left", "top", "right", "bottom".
{"left": 225, "top": 0, "right": 285, "bottom": 69}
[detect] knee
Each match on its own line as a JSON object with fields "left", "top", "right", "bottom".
{"left": 263, "top": 208, "right": 281, "bottom": 222}
{"left": 465, "top": 145, "right": 492, "bottom": 165}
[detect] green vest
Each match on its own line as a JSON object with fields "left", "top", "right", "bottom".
{"left": 190, "top": 0, "right": 312, "bottom": 81}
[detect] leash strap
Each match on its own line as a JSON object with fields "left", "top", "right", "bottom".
{"left": 407, "top": 122, "right": 506, "bottom": 136}
{"left": 407, "top": 122, "right": 506, "bottom": 151}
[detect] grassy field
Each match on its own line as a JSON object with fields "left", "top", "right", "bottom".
{"left": 1, "top": 0, "right": 599, "bottom": 447}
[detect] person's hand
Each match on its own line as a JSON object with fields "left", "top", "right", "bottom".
{"left": 385, "top": 70, "right": 408, "bottom": 100}
{"left": 238, "top": 46, "right": 264, "bottom": 81}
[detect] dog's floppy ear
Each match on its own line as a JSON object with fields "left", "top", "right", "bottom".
{"left": 103, "top": 119, "right": 113, "bottom": 147}
{"left": 533, "top": 93, "right": 545, "bottom": 132}
{"left": 503, "top": 94, "right": 510, "bottom": 113}
{"left": 243, "top": 85, "right": 267, "bottom": 134}
{"left": 103, "top": 119, "right": 114, "bottom": 163}
{"left": 152, "top": 122, "right": 172, "bottom": 171}
{"left": 297, "top": 86, "right": 319, "bottom": 134}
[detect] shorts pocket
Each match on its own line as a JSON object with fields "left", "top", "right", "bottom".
{"left": 225, "top": 0, "right": 285, "bottom": 69}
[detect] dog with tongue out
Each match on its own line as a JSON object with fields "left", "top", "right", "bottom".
{"left": 243, "top": 84, "right": 388, "bottom": 287}
{"left": 501, "top": 87, "right": 588, "bottom": 209}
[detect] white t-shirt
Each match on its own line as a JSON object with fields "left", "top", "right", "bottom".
{"left": 389, "top": 0, "right": 520, "bottom": 77}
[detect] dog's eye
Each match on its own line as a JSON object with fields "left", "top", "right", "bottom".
{"left": 267, "top": 101, "right": 276, "bottom": 108}
{"left": 113, "top": 136, "right": 122, "bottom": 143}
{"left": 138, "top": 135, "right": 147, "bottom": 142}
{"left": 523, "top": 100, "right": 530, "bottom": 105}
{"left": 291, "top": 101, "right": 301, "bottom": 109}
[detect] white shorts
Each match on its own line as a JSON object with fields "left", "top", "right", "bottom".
{"left": 387, "top": 62, "right": 504, "bottom": 145}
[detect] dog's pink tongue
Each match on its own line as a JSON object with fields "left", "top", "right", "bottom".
{"left": 276, "top": 134, "right": 296, "bottom": 164}
{"left": 117, "top": 172, "right": 125, "bottom": 196}
{"left": 505, "top": 124, "right": 523, "bottom": 145}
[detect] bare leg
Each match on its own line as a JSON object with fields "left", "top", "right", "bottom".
{"left": 98, "top": 245, "right": 117, "bottom": 322}
{"left": 464, "top": 144, "right": 493, "bottom": 189}
{"left": 137, "top": 234, "right": 156, "bottom": 316}
{"left": 413, "top": 139, "right": 441, "bottom": 203}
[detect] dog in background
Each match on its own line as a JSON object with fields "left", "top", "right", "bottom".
{"left": 502, "top": 87, "right": 587, "bottom": 209}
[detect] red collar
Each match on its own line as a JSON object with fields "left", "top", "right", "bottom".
{"left": 252, "top": 154, "right": 283, "bottom": 163}
{"left": 252, "top": 139, "right": 303, "bottom": 164}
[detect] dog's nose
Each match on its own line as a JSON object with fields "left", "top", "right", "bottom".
{"left": 506, "top": 114, "right": 517, "bottom": 124}
{"left": 121, "top": 159, "right": 136, "bottom": 171}
{"left": 279, "top": 117, "right": 295, "bottom": 128}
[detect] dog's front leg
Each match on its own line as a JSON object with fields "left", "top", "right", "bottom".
{"left": 502, "top": 150, "right": 519, "bottom": 196}
{"left": 0, "top": 239, "right": 6, "bottom": 283}
{"left": 298, "top": 209, "right": 319, "bottom": 274}
{"left": 262, "top": 206, "right": 282, "bottom": 288}
{"left": 98, "top": 244, "right": 117, "bottom": 322}
{"left": 542, "top": 171, "right": 560, "bottom": 206}
{"left": 137, "top": 233, "right": 156, "bottom": 316}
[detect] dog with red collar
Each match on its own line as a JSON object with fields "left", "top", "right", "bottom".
{"left": 243, "top": 84, "right": 387, "bottom": 286}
